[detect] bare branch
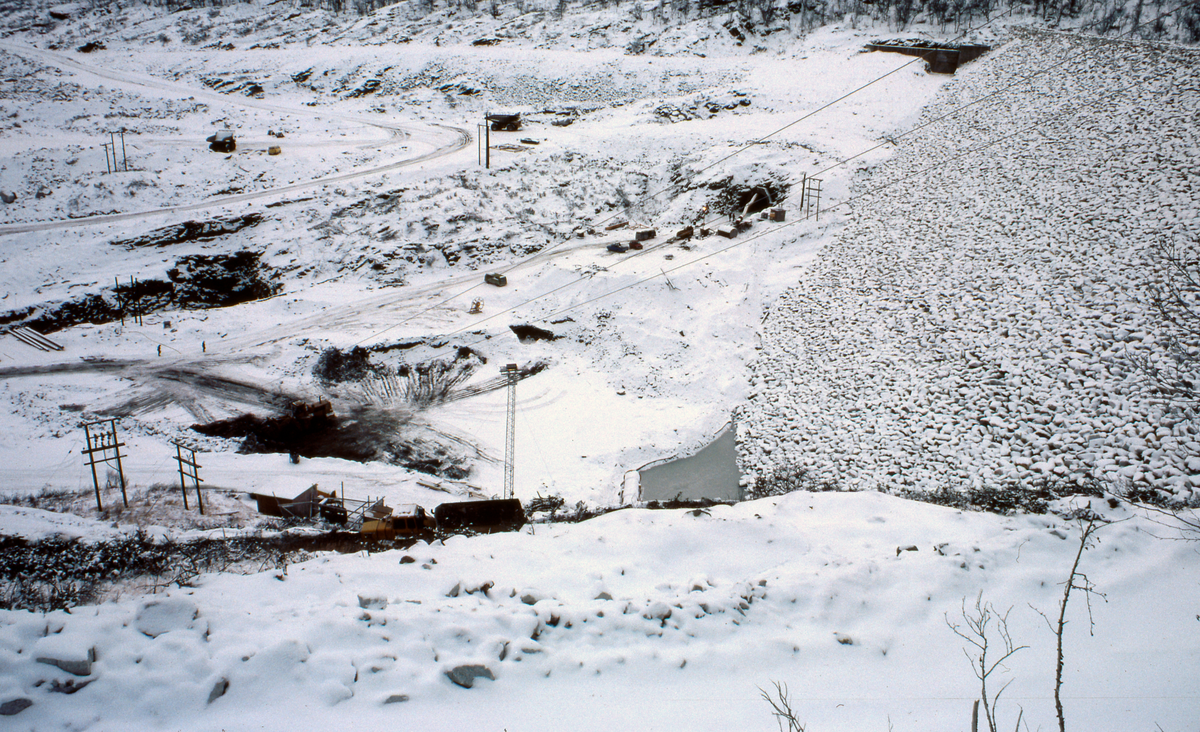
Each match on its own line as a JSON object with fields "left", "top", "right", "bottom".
{"left": 759, "top": 681, "right": 805, "bottom": 732}
{"left": 1051, "top": 516, "right": 1109, "bottom": 731}
{"left": 949, "top": 592, "right": 1027, "bottom": 732}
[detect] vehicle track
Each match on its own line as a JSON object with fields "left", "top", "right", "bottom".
{"left": 0, "top": 42, "right": 471, "bottom": 236}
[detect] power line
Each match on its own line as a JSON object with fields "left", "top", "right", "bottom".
{"left": 352, "top": 2, "right": 1193, "bottom": 352}
{"left": 454, "top": 6, "right": 1195, "bottom": 332}
{"left": 352, "top": 9, "right": 1018, "bottom": 348}
{"left": 407, "top": 56, "right": 1181, "bottom": 361}
{"left": 807, "top": 0, "right": 1198, "bottom": 183}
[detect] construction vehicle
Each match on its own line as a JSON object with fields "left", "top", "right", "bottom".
{"left": 250, "top": 489, "right": 527, "bottom": 540}
{"left": 360, "top": 504, "right": 432, "bottom": 540}
{"left": 486, "top": 113, "right": 521, "bottom": 131}
{"left": 206, "top": 130, "right": 236, "bottom": 153}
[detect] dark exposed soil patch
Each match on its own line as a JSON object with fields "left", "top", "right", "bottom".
{"left": 192, "top": 401, "right": 365, "bottom": 460}
{"left": 316, "top": 344, "right": 489, "bottom": 407}
{"left": 371, "top": 339, "right": 485, "bottom": 359}
{"left": 510, "top": 324, "right": 559, "bottom": 342}
{"left": 168, "top": 250, "right": 277, "bottom": 307}
{"left": 707, "top": 178, "right": 790, "bottom": 217}
{"left": 193, "top": 404, "right": 474, "bottom": 479}
{"left": 0, "top": 294, "right": 120, "bottom": 331}
{"left": 110, "top": 214, "right": 263, "bottom": 249}
{"left": 1, "top": 251, "right": 279, "bottom": 333}
{"left": 313, "top": 345, "right": 378, "bottom": 383}
{"left": 385, "top": 437, "right": 471, "bottom": 480}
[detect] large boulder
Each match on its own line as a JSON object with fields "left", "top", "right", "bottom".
{"left": 445, "top": 664, "right": 495, "bottom": 689}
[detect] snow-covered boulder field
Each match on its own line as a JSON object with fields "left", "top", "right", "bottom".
{"left": 740, "top": 29, "right": 1200, "bottom": 502}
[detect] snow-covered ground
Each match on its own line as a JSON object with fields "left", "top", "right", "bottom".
{"left": 0, "top": 2, "right": 964, "bottom": 507}
{"left": 1, "top": 0, "right": 1199, "bottom": 729}
{"left": 3, "top": 492, "right": 1199, "bottom": 731}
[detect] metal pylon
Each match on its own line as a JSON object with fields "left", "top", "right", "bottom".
{"left": 502, "top": 364, "right": 519, "bottom": 500}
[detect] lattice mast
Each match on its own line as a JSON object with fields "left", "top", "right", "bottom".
{"left": 502, "top": 363, "right": 519, "bottom": 500}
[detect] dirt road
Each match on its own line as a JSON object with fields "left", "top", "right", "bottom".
{"left": 0, "top": 41, "right": 471, "bottom": 236}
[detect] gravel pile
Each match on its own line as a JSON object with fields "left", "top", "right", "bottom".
{"left": 740, "top": 29, "right": 1200, "bottom": 501}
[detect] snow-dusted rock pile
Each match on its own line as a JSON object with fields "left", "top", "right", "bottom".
{"left": 308, "top": 151, "right": 654, "bottom": 280}
{"left": 654, "top": 89, "right": 752, "bottom": 122}
{"left": 740, "top": 29, "right": 1200, "bottom": 501}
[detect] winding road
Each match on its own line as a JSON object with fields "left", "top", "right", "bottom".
{"left": 0, "top": 41, "right": 471, "bottom": 236}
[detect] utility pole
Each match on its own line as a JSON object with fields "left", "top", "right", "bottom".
{"left": 502, "top": 363, "right": 519, "bottom": 500}
{"left": 82, "top": 419, "right": 128, "bottom": 511}
{"left": 483, "top": 112, "right": 491, "bottom": 169}
{"left": 173, "top": 442, "right": 204, "bottom": 514}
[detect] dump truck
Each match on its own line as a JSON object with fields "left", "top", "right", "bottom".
{"left": 207, "top": 130, "right": 236, "bottom": 153}
{"left": 486, "top": 113, "right": 521, "bottom": 131}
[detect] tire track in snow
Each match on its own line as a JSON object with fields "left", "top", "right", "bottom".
{"left": 0, "top": 41, "right": 471, "bottom": 236}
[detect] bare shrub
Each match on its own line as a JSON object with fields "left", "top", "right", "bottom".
{"left": 1139, "top": 237, "right": 1200, "bottom": 406}
{"left": 947, "top": 593, "right": 1028, "bottom": 732}
{"left": 749, "top": 460, "right": 840, "bottom": 497}
{"left": 1030, "top": 513, "right": 1109, "bottom": 732}
{"left": 760, "top": 680, "right": 806, "bottom": 732}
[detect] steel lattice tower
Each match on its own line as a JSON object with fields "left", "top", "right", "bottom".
{"left": 502, "top": 364, "right": 519, "bottom": 500}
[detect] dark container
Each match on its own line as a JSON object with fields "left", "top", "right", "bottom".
{"left": 435, "top": 499, "right": 526, "bottom": 533}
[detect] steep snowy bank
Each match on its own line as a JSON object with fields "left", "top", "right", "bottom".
{"left": 741, "top": 29, "right": 1200, "bottom": 501}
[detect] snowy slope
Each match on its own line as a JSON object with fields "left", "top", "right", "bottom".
{"left": 0, "top": 2, "right": 962, "bottom": 506}
{"left": 2, "top": 494, "right": 1198, "bottom": 731}
{"left": 741, "top": 29, "right": 1200, "bottom": 501}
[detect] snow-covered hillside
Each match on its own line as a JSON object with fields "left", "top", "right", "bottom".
{"left": 2, "top": 492, "right": 1198, "bottom": 731}
{"left": 0, "top": 0, "right": 968, "bottom": 505}
{"left": 740, "top": 29, "right": 1200, "bottom": 501}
